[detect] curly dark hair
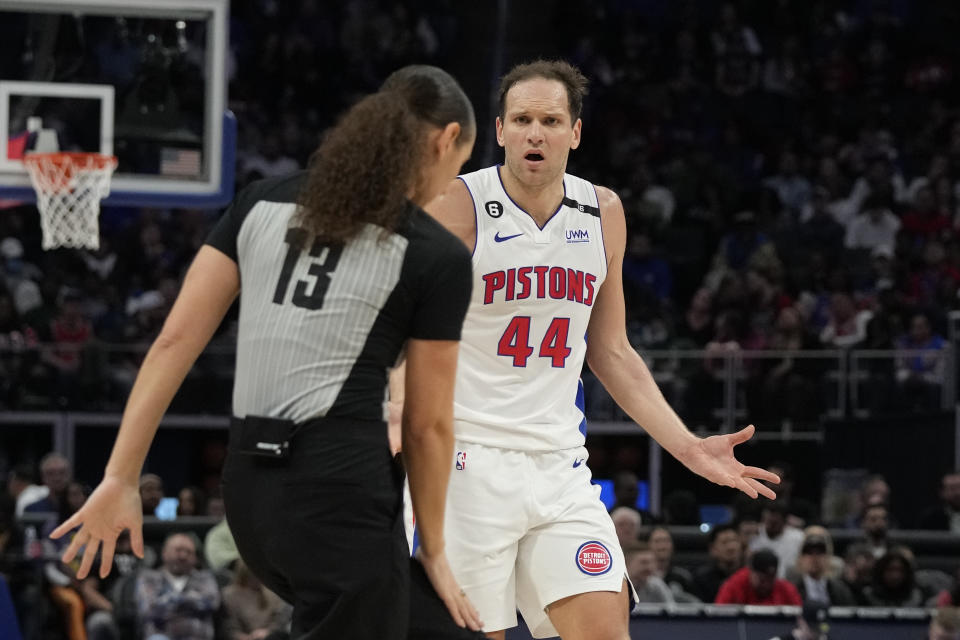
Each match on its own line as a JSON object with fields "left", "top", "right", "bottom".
{"left": 296, "top": 65, "right": 474, "bottom": 244}
{"left": 498, "top": 59, "right": 589, "bottom": 121}
{"left": 295, "top": 92, "right": 422, "bottom": 243}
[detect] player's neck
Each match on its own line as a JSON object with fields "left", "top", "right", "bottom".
{"left": 498, "top": 165, "right": 564, "bottom": 227}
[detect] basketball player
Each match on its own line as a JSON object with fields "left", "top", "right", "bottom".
{"left": 51, "top": 66, "right": 485, "bottom": 639}
{"left": 418, "top": 60, "right": 781, "bottom": 639}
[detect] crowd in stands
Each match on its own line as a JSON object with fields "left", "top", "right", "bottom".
{"left": 0, "top": 1, "right": 957, "bottom": 425}
{"left": 2, "top": 453, "right": 959, "bottom": 637}
{"left": 3, "top": 0, "right": 960, "bottom": 637}
{"left": 612, "top": 469, "right": 960, "bottom": 612}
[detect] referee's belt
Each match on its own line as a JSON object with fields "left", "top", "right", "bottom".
{"left": 230, "top": 415, "right": 296, "bottom": 459}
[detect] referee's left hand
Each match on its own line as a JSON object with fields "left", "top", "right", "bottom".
{"left": 49, "top": 475, "right": 145, "bottom": 580}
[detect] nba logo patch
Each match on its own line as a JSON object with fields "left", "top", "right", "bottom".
{"left": 455, "top": 451, "right": 466, "bottom": 470}
{"left": 576, "top": 541, "right": 612, "bottom": 575}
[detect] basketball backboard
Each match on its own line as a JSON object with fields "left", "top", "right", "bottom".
{"left": 0, "top": 0, "right": 234, "bottom": 208}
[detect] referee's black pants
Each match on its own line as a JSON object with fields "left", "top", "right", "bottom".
{"left": 222, "top": 417, "right": 485, "bottom": 640}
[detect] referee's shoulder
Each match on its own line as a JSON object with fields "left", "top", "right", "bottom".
{"left": 404, "top": 204, "right": 472, "bottom": 262}
{"left": 233, "top": 171, "right": 307, "bottom": 209}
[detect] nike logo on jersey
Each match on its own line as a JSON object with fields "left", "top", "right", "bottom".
{"left": 494, "top": 232, "right": 523, "bottom": 243}
{"left": 572, "top": 458, "right": 585, "bottom": 468}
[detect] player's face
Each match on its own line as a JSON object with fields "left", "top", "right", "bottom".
{"left": 496, "top": 78, "right": 581, "bottom": 190}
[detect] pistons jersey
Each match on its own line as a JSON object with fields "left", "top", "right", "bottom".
{"left": 454, "top": 166, "right": 608, "bottom": 451}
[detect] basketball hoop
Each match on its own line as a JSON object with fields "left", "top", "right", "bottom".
{"left": 22, "top": 152, "right": 117, "bottom": 250}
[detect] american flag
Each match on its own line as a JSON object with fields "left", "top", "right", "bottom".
{"left": 160, "top": 148, "right": 202, "bottom": 177}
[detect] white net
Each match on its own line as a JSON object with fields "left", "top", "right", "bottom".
{"left": 23, "top": 152, "right": 117, "bottom": 250}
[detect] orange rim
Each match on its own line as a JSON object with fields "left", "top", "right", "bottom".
{"left": 23, "top": 152, "right": 117, "bottom": 192}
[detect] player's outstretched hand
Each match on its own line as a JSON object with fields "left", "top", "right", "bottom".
{"left": 49, "top": 476, "right": 145, "bottom": 580}
{"left": 416, "top": 547, "right": 484, "bottom": 632}
{"left": 677, "top": 425, "right": 780, "bottom": 499}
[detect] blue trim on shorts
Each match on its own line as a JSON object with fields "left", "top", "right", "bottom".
{"left": 576, "top": 378, "right": 587, "bottom": 436}
{"left": 411, "top": 524, "right": 420, "bottom": 558}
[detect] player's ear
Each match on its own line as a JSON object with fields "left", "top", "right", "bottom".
{"left": 570, "top": 118, "right": 582, "bottom": 150}
{"left": 495, "top": 116, "right": 505, "bottom": 148}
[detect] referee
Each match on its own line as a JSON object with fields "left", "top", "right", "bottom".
{"left": 52, "top": 66, "right": 484, "bottom": 638}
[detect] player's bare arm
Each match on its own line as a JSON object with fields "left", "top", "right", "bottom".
{"left": 425, "top": 177, "right": 478, "bottom": 252}
{"left": 585, "top": 186, "right": 779, "bottom": 500}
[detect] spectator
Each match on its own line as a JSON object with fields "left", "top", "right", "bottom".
{"left": 935, "top": 567, "right": 960, "bottom": 608}
{"left": 43, "top": 290, "right": 94, "bottom": 402}
{"left": 897, "top": 313, "right": 947, "bottom": 409}
{"left": 792, "top": 532, "right": 856, "bottom": 606}
{"left": 755, "top": 310, "right": 822, "bottom": 426}
{"left": 928, "top": 607, "right": 960, "bottom": 640}
{"left": 622, "top": 232, "right": 672, "bottom": 303}
{"left": 762, "top": 35, "right": 809, "bottom": 98}
{"left": 221, "top": 560, "right": 291, "bottom": 640}
{"left": 901, "top": 185, "right": 951, "bottom": 244}
{"left": 647, "top": 526, "right": 696, "bottom": 599}
{"left": 624, "top": 543, "right": 674, "bottom": 605}
{"left": 627, "top": 163, "right": 675, "bottom": 228}
{"left": 904, "top": 241, "right": 960, "bottom": 310}
{"left": 711, "top": 2, "right": 761, "bottom": 98}
{"left": 176, "top": 486, "right": 206, "bottom": 518}
{"left": 239, "top": 133, "right": 299, "bottom": 182}
{"left": 715, "top": 549, "right": 802, "bottom": 606}
{"left": 139, "top": 474, "right": 165, "bottom": 517}
{"left": 761, "top": 463, "right": 816, "bottom": 530}
{"left": 798, "top": 186, "right": 846, "bottom": 264}
{"left": 676, "top": 287, "right": 714, "bottom": 347}
{"left": 23, "top": 452, "right": 71, "bottom": 514}
{"left": 844, "top": 195, "right": 901, "bottom": 253}
{"left": 83, "top": 530, "right": 152, "bottom": 640}
{"left": 862, "top": 548, "right": 924, "bottom": 607}
{"left": 710, "top": 209, "right": 777, "bottom": 276}
{"left": 0, "top": 292, "right": 40, "bottom": 408}
{"left": 610, "top": 470, "right": 653, "bottom": 522}
{"left": 136, "top": 532, "right": 220, "bottom": 640}
{"left": 611, "top": 507, "right": 642, "bottom": 550}
{"left": 840, "top": 543, "right": 875, "bottom": 606}
{"left": 6, "top": 463, "right": 48, "bottom": 517}
{"left": 749, "top": 500, "right": 804, "bottom": 578}
{"left": 819, "top": 293, "right": 873, "bottom": 349}
{"left": 204, "top": 517, "right": 240, "bottom": 573}
{"left": 919, "top": 471, "right": 960, "bottom": 532}
{"left": 692, "top": 523, "right": 743, "bottom": 603}
{"left": 45, "top": 481, "right": 92, "bottom": 640}
{"left": 860, "top": 502, "right": 891, "bottom": 559}
{"left": 764, "top": 151, "right": 813, "bottom": 215}
{"left": 735, "top": 514, "right": 761, "bottom": 553}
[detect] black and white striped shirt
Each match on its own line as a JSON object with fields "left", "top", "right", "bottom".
{"left": 205, "top": 172, "right": 472, "bottom": 423}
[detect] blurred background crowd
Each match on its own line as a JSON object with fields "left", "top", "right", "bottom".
{"left": 2, "top": 0, "right": 960, "bottom": 638}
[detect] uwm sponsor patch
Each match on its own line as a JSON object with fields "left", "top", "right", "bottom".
{"left": 576, "top": 541, "right": 612, "bottom": 575}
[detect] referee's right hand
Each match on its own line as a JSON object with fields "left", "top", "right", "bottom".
{"left": 416, "top": 547, "right": 483, "bottom": 632}
{"left": 49, "top": 475, "right": 145, "bottom": 580}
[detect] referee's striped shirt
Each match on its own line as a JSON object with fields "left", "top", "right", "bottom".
{"left": 205, "top": 172, "right": 472, "bottom": 423}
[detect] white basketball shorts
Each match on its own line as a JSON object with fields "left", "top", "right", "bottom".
{"left": 439, "top": 440, "right": 633, "bottom": 638}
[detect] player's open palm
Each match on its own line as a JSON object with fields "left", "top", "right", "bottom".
{"left": 416, "top": 547, "right": 483, "bottom": 632}
{"left": 678, "top": 425, "right": 780, "bottom": 499}
{"left": 49, "top": 476, "right": 145, "bottom": 580}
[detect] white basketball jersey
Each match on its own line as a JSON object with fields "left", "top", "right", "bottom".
{"left": 454, "top": 166, "right": 607, "bottom": 451}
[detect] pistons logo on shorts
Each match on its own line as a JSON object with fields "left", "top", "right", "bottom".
{"left": 576, "top": 541, "right": 612, "bottom": 576}
{"left": 455, "top": 451, "right": 466, "bottom": 470}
